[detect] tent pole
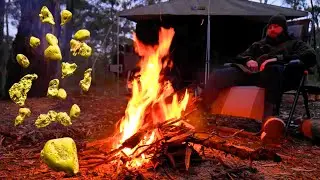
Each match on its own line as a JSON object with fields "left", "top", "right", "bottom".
{"left": 205, "top": 0, "right": 211, "bottom": 85}
{"left": 117, "top": 15, "right": 120, "bottom": 96}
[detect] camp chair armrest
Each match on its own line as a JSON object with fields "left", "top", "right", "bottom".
{"left": 224, "top": 63, "right": 232, "bottom": 67}
{"left": 286, "top": 59, "right": 304, "bottom": 66}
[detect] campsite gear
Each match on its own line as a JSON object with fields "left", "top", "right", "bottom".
{"left": 261, "top": 117, "right": 285, "bottom": 145}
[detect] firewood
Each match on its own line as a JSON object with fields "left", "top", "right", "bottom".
{"left": 190, "top": 133, "right": 281, "bottom": 162}
{"left": 211, "top": 126, "right": 260, "bottom": 140}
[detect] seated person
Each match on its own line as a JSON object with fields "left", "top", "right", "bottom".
{"left": 201, "top": 14, "right": 317, "bottom": 121}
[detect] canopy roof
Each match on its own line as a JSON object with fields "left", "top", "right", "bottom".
{"left": 119, "top": 0, "right": 308, "bottom": 22}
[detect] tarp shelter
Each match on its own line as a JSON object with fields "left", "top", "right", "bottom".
{"left": 118, "top": 0, "right": 308, "bottom": 89}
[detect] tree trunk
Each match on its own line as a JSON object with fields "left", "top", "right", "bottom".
{"left": 0, "top": 0, "right": 6, "bottom": 98}
{"left": 5, "top": 0, "right": 10, "bottom": 43}
{"left": 0, "top": 0, "right": 4, "bottom": 43}
{"left": 4, "top": 0, "right": 61, "bottom": 98}
{"left": 61, "top": 0, "right": 74, "bottom": 63}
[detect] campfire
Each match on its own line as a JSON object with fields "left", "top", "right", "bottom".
{"left": 81, "top": 27, "right": 282, "bottom": 178}
{"left": 113, "top": 27, "right": 190, "bottom": 169}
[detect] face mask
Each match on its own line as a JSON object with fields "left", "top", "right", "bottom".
{"left": 267, "top": 24, "right": 283, "bottom": 38}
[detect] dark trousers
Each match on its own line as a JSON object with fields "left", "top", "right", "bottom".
{"left": 202, "top": 64, "right": 304, "bottom": 116}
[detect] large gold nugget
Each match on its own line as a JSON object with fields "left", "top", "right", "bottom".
{"left": 39, "top": 6, "right": 55, "bottom": 25}
{"left": 74, "top": 29, "right": 90, "bottom": 41}
{"left": 56, "top": 112, "right": 72, "bottom": 126}
{"left": 40, "top": 137, "right": 79, "bottom": 176}
{"left": 30, "top": 36, "right": 40, "bottom": 48}
{"left": 79, "top": 68, "right": 92, "bottom": 92}
{"left": 60, "top": 10, "right": 72, "bottom": 26}
{"left": 16, "top": 54, "right": 30, "bottom": 68}
{"left": 47, "top": 79, "right": 60, "bottom": 97}
{"left": 79, "top": 43, "right": 92, "bottom": 58}
{"left": 61, "top": 62, "right": 77, "bottom": 79}
{"left": 46, "top": 33, "right": 58, "bottom": 45}
{"left": 69, "top": 104, "right": 80, "bottom": 119}
{"left": 44, "top": 45, "right": 62, "bottom": 61}
{"left": 14, "top": 108, "right": 31, "bottom": 126}
{"left": 9, "top": 74, "right": 38, "bottom": 106}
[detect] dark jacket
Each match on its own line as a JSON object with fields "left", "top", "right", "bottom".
{"left": 233, "top": 34, "right": 317, "bottom": 72}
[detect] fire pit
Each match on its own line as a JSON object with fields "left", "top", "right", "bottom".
{"left": 79, "top": 27, "right": 281, "bottom": 179}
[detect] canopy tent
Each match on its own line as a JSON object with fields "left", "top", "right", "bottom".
{"left": 119, "top": 0, "right": 307, "bottom": 22}
{"left": 116, "top": 0, "right": 309, "bottom": 91}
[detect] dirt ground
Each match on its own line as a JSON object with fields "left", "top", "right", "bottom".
{"left": 0, "top": 82, "right": 320, "bottom": 180}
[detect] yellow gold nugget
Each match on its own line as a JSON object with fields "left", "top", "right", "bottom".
{"left": 44, "top": 45, "right": 62, "bottom": 61}
{"left": 69, "top": 104, "right": 80, "bottom": 119}
{"left": 70, "top": 39, "right": 82, "bottom": 56}
{"left": 40, "top": 137, "right": 79, "bottom": 176}
{"left": 57, "top": 88, "right": 67, "bottom": 100}
{"left": 74, "top": 29, "right": 90, "bottom": 41}
{"left": 56, "top": 112, "right": 72, "bottom": 126}
{"left": 30, "top": 36, "right": 40, "bottom": 48}
{"left": 14, "top": 108, "right": 31, "bottom": 126}
{"left": 35, "top": 114, "right": 52, "bottom": 128}
{"left": 46, "top": 33, "right": 58, "bottom": 45}
{"left": 61, "top": 62, "right": 77, "bottom": 79}
{"left": 79, "top": 42, "right": 92, "bottom": 58}
{"left": 47, "top": 79, "right": 59, "bottom": 97}
{"left": 60, "top": 10, "right": 72, "bottom": 26}
{"left": 79, "top": 68, "right": 92, "bottom": 92}
{"left": 16, "top": 54, "right": 30, "bottom": 68}
{"left": 39, "top": 6, "right": 55, "bottom": 25}
{"left": 9, "top": 74, "right": 38, "bottom": 106}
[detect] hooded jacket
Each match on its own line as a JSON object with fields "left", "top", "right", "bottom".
{"left": 233, "top": 15, "right": 317, "bottom": 71}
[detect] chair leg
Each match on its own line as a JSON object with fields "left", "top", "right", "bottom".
{"left": 302, "top": 89, "right": 311, "bottom": 119}
{"left": 285, "top": 74, "right": 307, "bottom": 136}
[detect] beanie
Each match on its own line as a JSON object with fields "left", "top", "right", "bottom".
{"left": 268, "top": 14, "right": 288, "bottom": 32}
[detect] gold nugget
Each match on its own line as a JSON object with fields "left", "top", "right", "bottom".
{"left": 14, "top": 108, "right": 31, "bottom": 126}
{"left": 69, "top": 104, "right": 80, "bottom": 119}
{"left": 79, "top": 42, "right": 92, "bottom": 58}
{"left": 35, "top": 114, "right": 52, "bottom": 128}
{"left": 61, "top": 62, "right": 77, "bottom": 79}
{"left": 39, "top": 6, "right": 55, "bottom": 25}
{"left": 40, "top": 137, "right": 79, "bottom": 175}
{"left": 44, "top": 45, "right": 62, "bottom": 61}
{"left": 47, "top": 79, "right": 59, "bottom": 97}
{"left": 74, "top": 29, "right": 90, "bottom": 41}
{"left": 9, "top": 74, "right": 38, "bottom": 106}
{"left": 57, "top": 88, "right": 67, "bottom": 100}
{"left": 60, "top": 10, "right": 72, "bottom": 26}
{"left": 56, "top": 112, "right": 72, "bottom": 126}
{"left": 79, "top": 68, "right": 92, "bottom": 92}
{"left": 30, "top": 36, "right": 40, "bottom": 48}
{"left": 70, "top": 39, "right": 82, "bottom": 56}
{"left": 46, "top": 33, "right": 58, "bottom": 45}
{"left": 16, "top": 54, "right": 30, "bottom": 68}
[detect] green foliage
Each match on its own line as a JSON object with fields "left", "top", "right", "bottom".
{"left": 284, "top": 0, "right": 307, "bottom": 10}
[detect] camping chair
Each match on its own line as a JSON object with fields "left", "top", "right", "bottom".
{"left": 211, "top": 19, "right": 313, "bottom": 134}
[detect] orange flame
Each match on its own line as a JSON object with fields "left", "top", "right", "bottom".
{"left": 114, "top": 27, "right": 189, "bottom": 168}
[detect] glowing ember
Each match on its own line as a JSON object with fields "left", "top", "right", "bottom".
{"left": 113, "top": 27, "right": 189, "bottom": 168}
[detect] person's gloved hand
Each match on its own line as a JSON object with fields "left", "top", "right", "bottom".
{"left": 260, "top": 58, "right": 277, "bottom": 71}
{"left": 246, "top": 60, "right": 258, "bottom": 71}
